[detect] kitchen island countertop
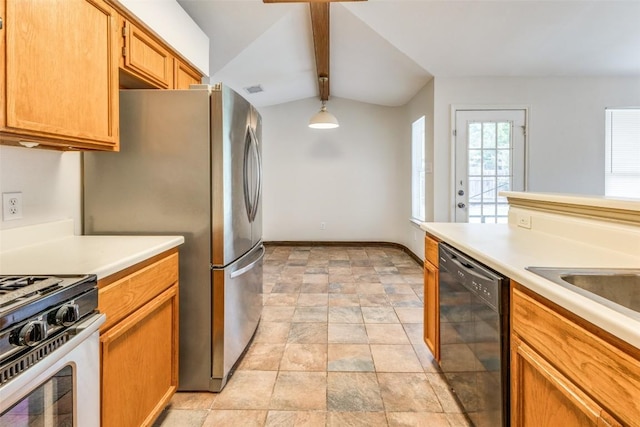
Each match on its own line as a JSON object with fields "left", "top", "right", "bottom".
{"left": 0, "top": 219, "right": 184, "bottom": 280}
{"left": 421, "top": 221, "right": 640, "bottom": 349}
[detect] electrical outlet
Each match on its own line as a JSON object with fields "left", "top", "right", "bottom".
{"left": 3, "top": 192, "right": 23, "bottom": 221}
{"left": 517, "top": 214, "right": 531, "bottom": 229}
{"left": 320, "top": 222, "right": 326, "bottom": 230}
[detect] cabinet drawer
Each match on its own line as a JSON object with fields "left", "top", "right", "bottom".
{"left": 512, "top": 285, "right": 640, "bottom": 425}
{"left": 425, "top": 234, "right": 439, "bottom": 266}
{"left": 99, "top": 252, "right": 178, "bottom": 332}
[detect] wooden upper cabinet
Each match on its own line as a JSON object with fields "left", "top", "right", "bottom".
{"left": 0, "top": 0, "right": 119, "bottom": 151}
{"left": 174, "top": 59, "right": 202, "bottom": 89}
{"left": 119, "top": 17, "right": 173, "bottom": 89}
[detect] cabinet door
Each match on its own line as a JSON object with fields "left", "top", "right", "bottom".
{"left": 511, "top": 336, "right": 621, "bottom": 427}
{"left": 101, "top": 284, "right": 179, "bottom": 427}
{"left": 424, "top": 261, "right": 439, "bottom": 361}
{"left": 121, "top": 19, "right": 173, "bottom": 89}
{"left": 174, "top": 59, "right": 201, "bottom": 89}
{"left": 1, "top": 0, "right": 119, "bottom": 150}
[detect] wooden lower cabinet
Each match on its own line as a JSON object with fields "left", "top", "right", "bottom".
{"left": 98, "top": 250, "right": 179, "bottom": 427}
{"left": 423, "top": 234, "right": 440, "bottom": 361}
{"left": 511, "top": 282, "right": 639, "bottom": 427}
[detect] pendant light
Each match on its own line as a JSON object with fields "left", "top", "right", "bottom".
{"left": 309, "top": 77, "right": 339, "bottom": 129}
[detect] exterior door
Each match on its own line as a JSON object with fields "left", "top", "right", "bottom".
{"left": 455, "top": 110, "right": 526, "bottom": 223}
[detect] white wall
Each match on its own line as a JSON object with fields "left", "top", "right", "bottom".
{"left": 261, "top": 97, "right": 408, "bottom": 244}
{"left": 0, "top": 146, "right": 82, "bottom": 234}
{"left": 432, "top": 76, "right": 640, "bottom": 221}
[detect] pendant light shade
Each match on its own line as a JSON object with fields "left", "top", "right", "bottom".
{"left": 309, "top": 100, "right": 339, "bottom": 129}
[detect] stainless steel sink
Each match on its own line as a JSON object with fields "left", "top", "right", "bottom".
{"left": 526, "top": 267, "right": 640, "bottom": 320}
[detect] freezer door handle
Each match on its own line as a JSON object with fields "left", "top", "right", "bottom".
{"left": 230, "top": 245, "right": 265, "bottom": 279}
{"left": 243, "top": 126, "right": 261, "bottom": 223}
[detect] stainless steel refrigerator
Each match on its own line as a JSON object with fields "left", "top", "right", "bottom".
{"left": 83, "top": 84, "right": 263, "bottom": 392}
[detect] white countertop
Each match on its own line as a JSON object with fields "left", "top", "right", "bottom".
{"left": 421, "top": 222, "right": 640, "bottom": 349}
{"left": 0, "top": 220, "right": 184, "bottom": 280}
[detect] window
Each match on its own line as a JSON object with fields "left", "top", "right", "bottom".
{"left": 605, "top": 108, "right": 640, "bottom": 198}
{"left": 411, "top": 116, "right": 426, "bottom": 221}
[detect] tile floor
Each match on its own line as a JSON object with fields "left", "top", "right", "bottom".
{"left": 153, "top": 245, "right": 470, "bottom": 427}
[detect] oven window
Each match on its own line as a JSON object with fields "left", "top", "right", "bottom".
{"left": 0, "top": 365, "right": 74, "bottom": 427}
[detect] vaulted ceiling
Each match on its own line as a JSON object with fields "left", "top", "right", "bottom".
{"left": 178, "top": 0, "right": 640, "bottom": 108}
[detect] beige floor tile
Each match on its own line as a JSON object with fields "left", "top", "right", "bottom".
{"left": 262, "top": 306, "right": 296, "bottom": 322}
{"left": 288, "top": 323, "right": 328, "bottom": 344}
{"left": 386, "top": 412, "right": 450, "bottom": 427}
{"left": 201, "top": 410, "right": 267, "bottom": 427}
{"left": 280, "top": 343, "right": 327, "bottom": 371}
{"left": 402, "top": 273, "right": 425, "bottom": 284}
{"left": 326, "top": 411, "right": 387, "bottom": 427}
{"left": 301, "top": 282, "right": 329, "bottom": 293}
{"left": 329, "top": 266, "right": 352, "bottom": 275}
{"left": 270, "top": 372, "right": 327, "bottom": 410}
{"left": 265, "top": 411, "right": 327, "bottom": 427}
{"left": 382, "top": 284, "right": 415, "bottom": 294}
{"left": 297, "top": 293, "right": 329, "bottom": 307}
{"left": 211, "top": 371, "right": 277, "bottom": 410}
{"left": 254, "top": 322, "right": 291, "bottom": 344}
{"left": 425, "top": 373, "right": 465, "bottom": 413}
{"left": 370, "top": 345, "right": 423, "bottom": 372}
{"left": 292, "top": 307, "right": 328, "bottom": 323}
{"left": 327, "top": 372, "right": 384, "bottom": 411}
{"left": 165, "top": 392, "right": 216, "bottom": 410}
{"left": 265, "top": 293, "right": 299, "bottom": 306}
{"left": 374, "top": 266, "right": 400, "bottom": 274}
{"left": 413, "top": 343, "right": 440, "bottom": 373}
{"left": 328, "top": 294, "right": 360, "bottom": 306}
{"left": 394, "top": 307, "right": 424, "bottom": 323}
{"left": 327, "top": 344, "right": 375, "bottom": 372}
{"left": 357, "top": 283, "right": 386, "bottom": 294}
{"left": 272, "top": 282, "right": 302, "bottom": 293}
{"left": 361, "top": 307, "right": 400, "bottom": 323}
{"left": 238, "top": 343, "right": 285, "bottom": 371}
{"left": 328, "top": 323, "right": 368, "bottom": 344}
{"left": 379, "top": 275, "right": 407, "bottom": 285}
{"left": 402, "top": 323, "right": 424, "bottom": 344}
{"left": 329, "top": 282, "right": 358, "bottom": 293}
{"left": 377, "top": 372, "right": 443, "bottom": 412}
{"left": 366, "top": 324, "right": 410, "bottom": 344}
{"left": 359, "top": 294, "right": 390, "bottom": 307}
{"left": 153, "top": 409, "right": 208, "bottom": 427}
{"left": 446, "top": 413, "right": 473, "bottom": 426}
{"left": 329, "top": 275, "right": 357, "bottom": 285}
{"left": 387, "top": 294, "right": 422, "bottom": 307}
{"left": 303, "top": 273, "right": 329, "bottom": 284}
{"left": 328, "top": 306, "right": 363, "bottom": 323}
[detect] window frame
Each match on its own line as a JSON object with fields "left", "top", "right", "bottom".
{"left": 411, "top": 116, "right": 426, "bottom": 222}
{"left": 605, "top": 108, "right": 640, "bottom": 198}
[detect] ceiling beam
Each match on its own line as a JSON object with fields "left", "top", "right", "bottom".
{"left": 310, "top": 2, "right": 330, "bottom": 101}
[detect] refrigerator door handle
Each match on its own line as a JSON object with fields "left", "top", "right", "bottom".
{"left": 243, "top": 127, "right": 254, "bottom": 222}
{"left": 243, "top": 126, "right": 261, "bottom": 223}
{"left": 230, "top": 245, "right": 265, "bottom": 279}
{"left": 250, "top": 126, "right": 262, "bottom": 223}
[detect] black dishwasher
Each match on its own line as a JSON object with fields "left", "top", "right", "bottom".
{"left": 438, "top": 243, "right": 509, "bottom": 427}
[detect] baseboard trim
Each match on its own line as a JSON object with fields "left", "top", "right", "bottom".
{"left": 263, "top": 241, "right": 423, "bottom": 267}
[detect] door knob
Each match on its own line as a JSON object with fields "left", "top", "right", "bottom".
{"left": 457, "top": 203, "right": 466, "bottom": 208}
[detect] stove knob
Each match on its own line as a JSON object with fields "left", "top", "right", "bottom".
{"left": 17, "top": 321, "right": 48, "bottom": 347}
{"left": 55, "top": 304, "right": 80, "bottom": 327}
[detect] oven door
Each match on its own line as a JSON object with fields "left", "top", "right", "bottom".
{"left": 0, "top": 313, "right": 105, "bottom": 427}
